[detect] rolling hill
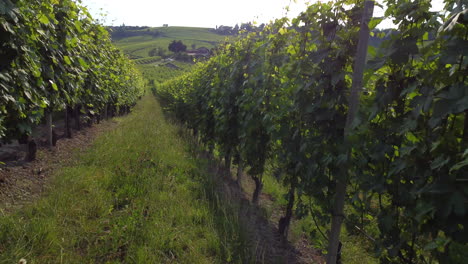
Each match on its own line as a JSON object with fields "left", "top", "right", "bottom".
{"left": 110, "top": 26, "right": 227, "bottom": 86}
{"left": 111, "top": 26, "right": 226, "bottom": 60}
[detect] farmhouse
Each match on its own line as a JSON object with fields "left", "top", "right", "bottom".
{"left": 186, "top": 47, "right": 210, "bottom": 57}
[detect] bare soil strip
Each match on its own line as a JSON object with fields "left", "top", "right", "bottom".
{"left": 0, "top": 120, "right": 118, "bottom": 213}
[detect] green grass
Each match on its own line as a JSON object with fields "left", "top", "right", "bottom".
{"left": 259, "top": 170, "right": 378, "bottom": 264}
{"left": 0, "top": 95, "right": 252, "bottom": 263}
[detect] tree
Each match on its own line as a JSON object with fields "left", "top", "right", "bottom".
{"left": 240, "top": 22, "right": 252, "bottom": 32}
{"left": 168, "top": 40, "right": 187, "bottom": 53}
{"left": 148, "top": 48, "right": 157, "bottom": 57}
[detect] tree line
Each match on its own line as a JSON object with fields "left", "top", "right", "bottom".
{"left": 107, "top": 25, "right": 161, "bottom": 41}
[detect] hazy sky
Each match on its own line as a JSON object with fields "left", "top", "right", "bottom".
{"left": 79, "top": 0, "right": 446, "bottom": 28}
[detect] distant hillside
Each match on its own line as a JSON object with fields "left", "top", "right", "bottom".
{"left": 110, "top": 26, "right": 226, "bottom": 60}
{"left": 107, "top": 26, "right": 228, "bottom": 87}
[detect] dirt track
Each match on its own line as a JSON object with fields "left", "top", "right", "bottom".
{"left": 0, "top": 120, "right": 118, "bottom": 213}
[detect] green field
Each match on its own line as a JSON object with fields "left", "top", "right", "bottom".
{"left": 137, "top": 62, "right": 193, "bottom": 86}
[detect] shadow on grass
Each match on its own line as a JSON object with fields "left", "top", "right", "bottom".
{"left": 178, "top": 127, "right": 303, "bottom": 264}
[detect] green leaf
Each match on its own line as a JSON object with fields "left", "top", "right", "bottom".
{"left": 369, "top": 17, "right": 383, "bottom": 30}
{"left": 78, "top": 58, "right": 89, "bottom": 69}
{"left": 32, "top": 68, "right": 41, "bottom": 78}
{"left": 0, "top": 73, "right": 11, "bottom": 82}
{"left": 49, "top": 80, "right": 58, "bottom": 91}
{"left": 423, "top": 32, "right": 429, "bottom": 41}
{"left": 424, "top": 237, "right": 450, "bottom": 251}
{"left": 64, "top": 56, "right": 72, "bottom": 65}
{"left": 423, "top": 241, "right": 438, "bottom": 251}
{"left": 1, "top": 20, "right": 14, "bottom": 33}
{"left": 24, "top": 90, "right": 32, "bottom": 100}
{"left": 38, "top": 14, "right": 50, "bottom": 25}
{"left": 74, "top": 21, "right": 83, "bottom": 33}
{"left": 405, "top": 132, "right": 419, "bottom": 143}
{"left": 431, "top": 156, "right": 450, "bottom": 170}
{"left": 450, "top": 157, "right": 468, "bottom": 173}
{"left": 463, "top": 149, "right": 468, "bottom": 158}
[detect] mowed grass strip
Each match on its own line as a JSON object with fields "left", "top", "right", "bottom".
{"left": 0, "top": 95, "right": 251, "bottom": 264}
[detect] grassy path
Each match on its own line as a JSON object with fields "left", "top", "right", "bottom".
{"left": 0, "top": 95, "right": 250, "bottom": 263}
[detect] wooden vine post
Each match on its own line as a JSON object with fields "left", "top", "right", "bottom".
{"left": 103, "top": 104, "right": 108, "bottom": 120}
{"left": 46, "top": 109, "right": 53, "bottom": 148}
{"left": 65, "top": 106, "right": 73, "bottom": 138}
{"left": 74, "top": 105, "right": 81, "bottom": 131}
{"left": 236, "top": 158, "right": 243, "bottom": 186}
{"left": 326, "top": 1, "right": 374, "bottom": 263}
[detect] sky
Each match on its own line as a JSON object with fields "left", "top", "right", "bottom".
{"left": 79, "top": 0, "right": 446, "bottom": 29}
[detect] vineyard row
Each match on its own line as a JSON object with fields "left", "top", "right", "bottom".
{"left": 157, "top": 0, "right": 468, "bottom": 263}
